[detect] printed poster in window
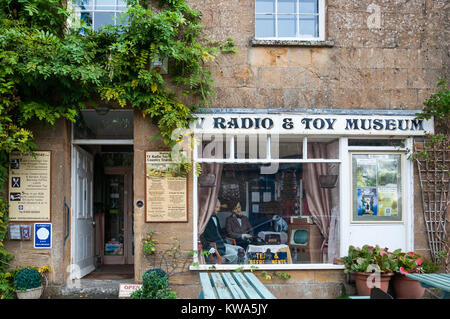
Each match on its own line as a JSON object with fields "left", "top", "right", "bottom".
{"left": 145, "top": 151, "right": 188, "bottom": 222}
{"left": 352, "top": 154, "right": 402, "bottom": 223}
{"left": 356, "top": 158, "right": 377, "bottom": 187}
{"left": 377, "top": 187, "right": 398, "bottom": 217}
{"left": 357, "top": 187, "right": 378, "bottom": 216}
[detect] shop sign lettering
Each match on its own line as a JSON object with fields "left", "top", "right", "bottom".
{"left": 192, "top": 114, "right": 433, "bottom": 136}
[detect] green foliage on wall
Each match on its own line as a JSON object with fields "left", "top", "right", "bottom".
{"left": 0, "top": 0, "right": 234, "bottom": 274}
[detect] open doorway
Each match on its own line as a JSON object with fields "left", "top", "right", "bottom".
{"left": 71, "top": 109, "right": 135, "bottom": 280}
{"left": 72, "top": 144, "right": 134, "bottom": 280}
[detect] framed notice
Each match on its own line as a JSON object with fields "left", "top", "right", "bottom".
{"left": 145, "top": 151, "right": 188, "bottom": 223}
{"left": 351, "top": 153, "right": 403, "bottom": 223}
{"left": 8, "top": 151, "right": 51, "bottom": 222}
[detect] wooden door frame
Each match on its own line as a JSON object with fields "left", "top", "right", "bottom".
{"left": 102, "top": 167, "right": 133, "bottom": 265}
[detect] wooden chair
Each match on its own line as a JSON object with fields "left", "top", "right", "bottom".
{"left": 198, "top": 237, "right": 237, "bottom": 264}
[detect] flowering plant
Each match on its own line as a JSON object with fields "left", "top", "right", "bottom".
{"left": 341, "top": 245, "right": 398, "bottom": 274}
{"left": 395, "top": 251, "right": 424, "bottom": 274}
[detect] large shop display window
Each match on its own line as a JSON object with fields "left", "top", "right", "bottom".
{"left": 196, "top": 135, "right": 340, "bottom": 265}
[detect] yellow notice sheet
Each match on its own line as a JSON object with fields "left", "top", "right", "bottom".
{"left": 8, "top": 151, "right": 51, "bottom": 221}
{"left": 145, "top": 151, "right": 187, "bottom": 222}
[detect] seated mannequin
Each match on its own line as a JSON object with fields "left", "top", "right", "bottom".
{"left": 225, "top": 202, "right": 254, "bottom": 250}
{"left": 199, "top": 200, "right": 245, "bottom": 264}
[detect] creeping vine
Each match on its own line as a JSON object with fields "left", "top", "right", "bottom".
{"left": 0, "top": 0, "right": 235, "bottom": 296}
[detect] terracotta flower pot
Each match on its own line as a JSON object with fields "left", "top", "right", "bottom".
{"left": 354, "top": 272, "right": 394, "bottom": 296}
{"left": 393, "top": 273, "right": 425, "bottom": 299}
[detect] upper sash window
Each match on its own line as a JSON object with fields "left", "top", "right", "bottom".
{"left": 255, "top": 0, "right": 325, "bottom": 40}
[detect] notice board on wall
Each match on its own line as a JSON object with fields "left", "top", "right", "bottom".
{"left": 145, "top": 151, "right": 188, "bottom": 223}
{"left": 8, "top": 151, "right": 51, "bottom": 222}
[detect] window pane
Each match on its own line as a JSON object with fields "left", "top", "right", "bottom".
{"left": 307, "top": 139, "right": 339, "bottom": 160}
{"left": 95, "top": 0, "right": 116, "bottom": 10}
{"left": 94, "top": 12, "right": 116, "bottom": 31}
{"left": 80, "top": 11, "right": 93, "bottom": 27}
{"left": 278, "top": 0, "right": 296, "bottom": 14}
{"left": 198, "top": 163, "right": 339, "bottom": 264}
{"left": 255, "top": 0, "right": 275, "bottom": 13}
{"left": 271, "top": 135, "right": 303, "bottom": 159}
{"left": 351, "top": 154, "right": 402, "bottom": 222}
{"left": 74, "top": 110, "right": 134, "bottom": 139}
{"left": 255, "top": 15, "right": 276, "bottom": 38}
{"left": 117, "top": 0, "right": 127, "bottom": 9}
{"left": 278, "top": 14, "right": 297, "bottom": 37}
{"left": 348, "top": 139, "right": 405, "bottom": 147}
{"left": 75, "top": 0, "right": 93, "bottom": 10}
{"left": 299, "top": 15, "right": 318, "bottom": 37}
{"left": 299, "top": 0, "right": 318, "bottom": 13}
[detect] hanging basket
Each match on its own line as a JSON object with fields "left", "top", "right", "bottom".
{"left": 198, "top": 173, "right": 216, "bottom": 187}
{"left": 319, "top": 175, "right": 338, "bottom": 188}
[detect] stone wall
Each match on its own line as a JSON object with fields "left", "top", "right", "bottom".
{"left": 190, "top": 0, "right": 448, "bottom": 110}
{"left": 4, "top": 119, "right": 72, "bottom": 288}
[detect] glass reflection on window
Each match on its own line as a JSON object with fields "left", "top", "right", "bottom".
{"left": 198, "top": 161, "right": 339, "bottom": 265}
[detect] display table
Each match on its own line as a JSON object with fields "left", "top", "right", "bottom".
{"left": 246, "top": 244, "right": 292, "bottom": 264}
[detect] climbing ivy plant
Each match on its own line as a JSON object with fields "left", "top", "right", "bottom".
{"left": 0, "top": 0, "right": 234, "bottom": 286}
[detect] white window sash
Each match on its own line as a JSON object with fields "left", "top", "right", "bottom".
{"left": 255, "top": 0, "right": 325, "bottom": 41}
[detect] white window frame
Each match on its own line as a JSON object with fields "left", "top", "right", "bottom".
{"left": 254, "top": 0, "right": 326, "bottom": 41}
{"left": 191, "top": 134, "right": 345, "bottom": 271}
{"left": 340, "top": 138, "right": 415, "bottom": 256}
{"left": 71, "top": 0, "right": 127, "bottom": 31}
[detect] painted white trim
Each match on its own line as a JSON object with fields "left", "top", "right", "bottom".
{"left": 192, "top": 141, "right": 200, "bottom": 266}
{"left": 339, "top": 137, "right": 349, "bottom": 257}
{"left": 195, "top": 158, "right": 341, "bottom": 164}
{"left": 189, "top": 264, "right": 345, "bottom": 271}
{"left": 405, "top": 138, "right": 415, "bottom": 251}
{"left": 72, "top": 139, "right": 134, "bottom": 145}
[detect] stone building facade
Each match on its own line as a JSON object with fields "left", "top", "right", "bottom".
{"left": 4, "top": 0, "right": 449, "bottom": 299}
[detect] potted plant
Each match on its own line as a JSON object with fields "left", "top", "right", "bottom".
{"left": 341, "top": 245, "right": 397, "bottom": 296}
{"left": 13, "top": 267, "right": 43, "bottom": 299}
{"left": 392, "top": 251, "right": 440, "bottom": 299}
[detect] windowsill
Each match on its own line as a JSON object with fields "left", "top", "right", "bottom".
{"left": 250, "top": 38, "right": 335, "bottom": 47}
{"left": 189, "top": 264, "right": 345, "bottom": 271}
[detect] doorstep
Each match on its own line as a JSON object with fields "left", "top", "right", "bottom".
{"left": 55, "top": 278, "right": 136, "bottom": 299}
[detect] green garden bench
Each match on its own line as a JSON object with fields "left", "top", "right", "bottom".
{"left": 198, "top": 272, "right": 276, "bottom": 299}
{"left": 405, "top": 273, "right": 450, "bottom": 299}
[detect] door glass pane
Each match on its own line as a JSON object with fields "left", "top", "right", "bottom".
{"left": 299, "top": 0, "right": 318, "bottom": 13}
{"left": 351, "top": 154, "right": 402, "bottom": 223}
{"left": 299, "top": 15, "right": 318, "bottom": 37}
{"left": 104, "top": 175, "right": 124, "bottom": 256}
{"left": 278, "top": 14, "right": 297, "bottom": 37}
{"left": 255, "top": 15, "right": 276, "bottom": 38}
{"left": 278, "top": 0, "right": 296, "bottom": 14}
{"left": 255, "top": 0, "right": 275, "bottom": 13}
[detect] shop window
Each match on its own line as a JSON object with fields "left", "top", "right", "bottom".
{"left": 351, "top": 153, "right": 403, "bottom": 223}
{"left": 73, "top": 0, "right": 127, "bottom": 31}
{"left": 197, "top": 139, "right": 341, "bottom": 266}
{"left": 255, "top": 0, "right": 325, "bottom": 40}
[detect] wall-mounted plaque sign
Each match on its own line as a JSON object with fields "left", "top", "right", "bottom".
{"left": 8, "top": 151, "right": 51, "bottom": 222}
{"left": 145, "top": 151, "right": 188, "bottom": 223}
